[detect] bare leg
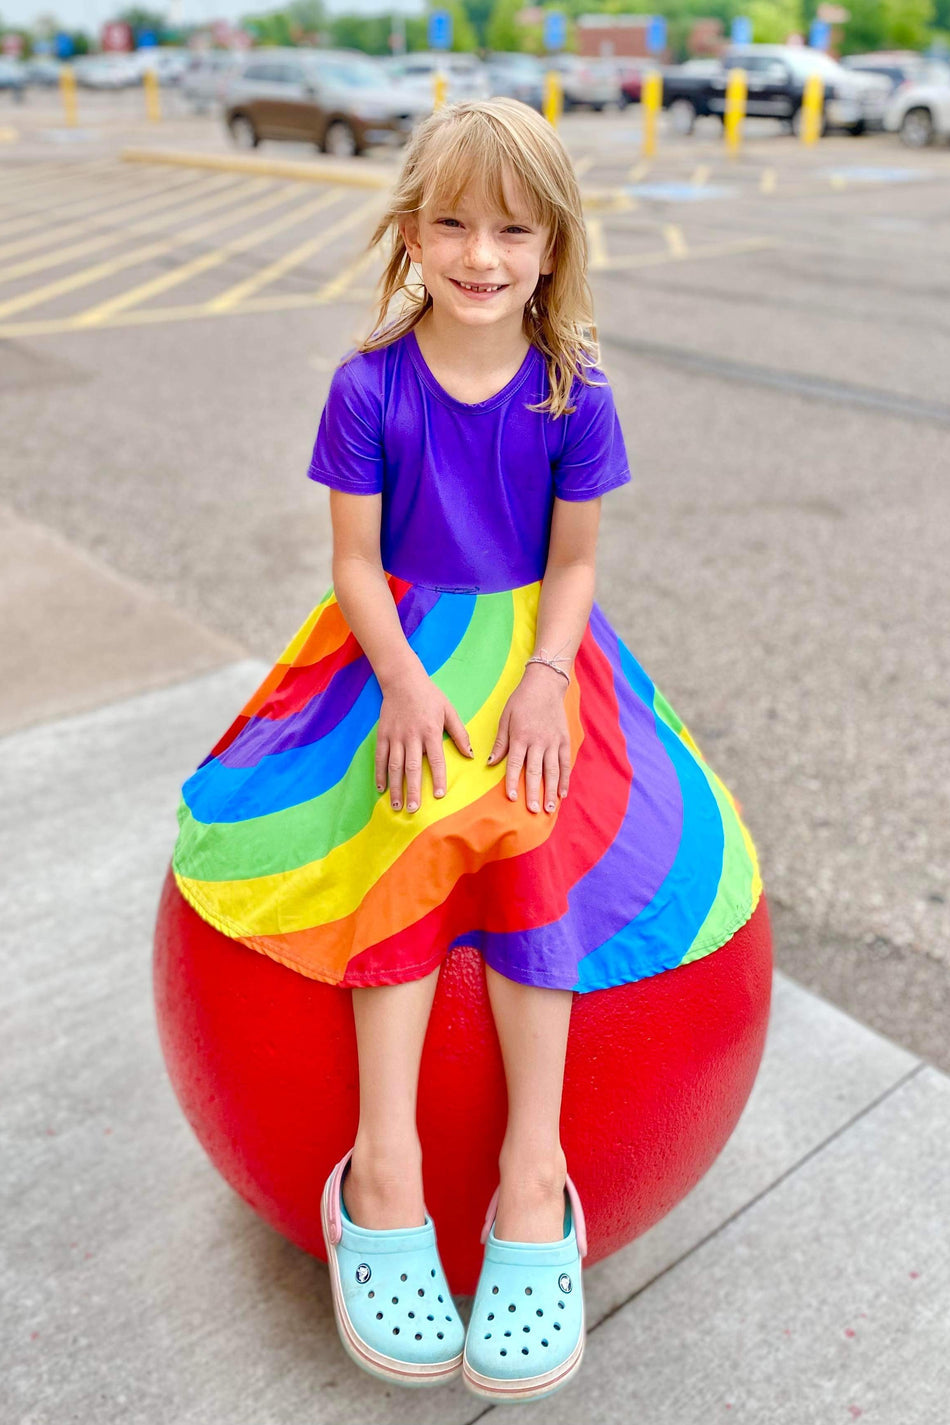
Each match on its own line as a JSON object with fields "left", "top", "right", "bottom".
{"left": 484, "top": 964, "right": 573, "bottom": 1243}
{"left": 342, "top": 965, "right": 440, "bottom": 1230}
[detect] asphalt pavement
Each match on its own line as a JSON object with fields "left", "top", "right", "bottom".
{"left": 2, "top": 97, "right": 948, "bottom": 1422}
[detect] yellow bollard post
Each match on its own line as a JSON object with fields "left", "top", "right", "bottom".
{"left": 143, "top": 67, "right": 161, "bottom": 122}
{"left": 800, "top": 72, "right": 824, "bottom": 144}
{"left": 641, "top": 68, "right": 662, "bottom": 158}
{"left": 543, "top": 69, "right": 562, "bottom": 128}
{"left": 433, "top": 68, "right": 448, "bottom": 110}
{"left": 59, "top": 64, "right": 77, "bottom": 127}
{"left": 724, "top": 66, "right": 747, "bottom": 157}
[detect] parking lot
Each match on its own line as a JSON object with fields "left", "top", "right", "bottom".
{"left": 1, "top": 101, "right": 949, "bottom": 1071}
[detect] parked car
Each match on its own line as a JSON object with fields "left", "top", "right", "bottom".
{"left": 883, "top": 64, "right": 950, "bottom": 146}
{"left": 181, "top": 51, "right": 243, "bottom": 113}
{"left": 0, "top": 57, "right": 26, "bottom": 99}
{"left": 383, "top": 51, "right": 490, "bottom": 103}
{"left": 484, "top": 52, "right": 544, "bottom": 111}
{"left": 131, "top": 47, "right": 190, "bottom": 86}
{"left": 603, "top": 56, "right": 657, "bottom": 106}
{"left": 224, "top": 48, "right": 431, "bottom": 157}
{"left": 662, "top": 45, "right": 890, "bottom": 136}
{"left": 72, "top": 55, "right": 137, "bottom": 89}
{"left": 23, "top": 57, "right": 62, "bottom": 87}
{"left": 547, "top": 55, "right": 622, "bottom": 111}
{"left": 841, "top": 50, "right": 950, "bottom": 94}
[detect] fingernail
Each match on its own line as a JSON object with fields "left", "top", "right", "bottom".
{"left": 407, "top": 801, "right": 417, "bottom": 812}
{"left": 546, "top": 802, "right": 555, "bottom": 812}
{"left": 487, "top": 753, "right": 494, "bottom": 763}
{"left": 393, "top": 801, "right": 401, "bottom": 810}
{"left": 467, "top": 747, "right": 474, "bottom": 757}
{"left": 376, "top": 783, "right": 383, "bottom": 792}
{"left": 530, "top": 802, "right": 539, "bottom": 813}
{"left": 508, "top": 790, "right": 516, "bottom": 801}
{"left": 435, "top": 788, "right": 445, "bottom": 798}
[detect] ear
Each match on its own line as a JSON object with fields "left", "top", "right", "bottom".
{"left": 400, "top": 214, "right": 422, "bottom": 264}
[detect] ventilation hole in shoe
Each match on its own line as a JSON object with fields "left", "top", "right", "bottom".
{"left": 418, "top": 1288, "right": 425, "bottom": 1297}
{"left": 400, "top": 1273, "right": 407, "bottom": 1282}
{"left": 427, "top": 1314, "right": 434, "bottom": 1321}
{"left": 408, "top": 1311, "right": 415, "bottom": 1319}
{"left": 536, "top": 1309, "right": 543, "bottom": 1317}
{"left": 500, "top": 1349, "right": 507, "bottom": 1357}
{"left": 437, "top": 1295, "right": 443, "bottom": 1303}
{"left": 525, "top": 1286, "right": 533, "bottom": 1295}
{"left": 431, "top": 1269, "right": 436, "bottom": 1277}
{"left": 523, "top": 1326, "right": 530, "bottom": 1333}
{"left": 367, "top": 1290, "right": 374, "bottom": 1299}
{"left": 554, "top": 1322, "right": 561, "bottom": 1331}
{"left": 375, "top": 1312, "right": 383, "bottom": 1320}
{"left": 415, "top": 1333, "right": 422, "bottom": 1340}
{"left": 392, "top": 1297, "right": 398, "bottom": 1304}
{"left": 445, "top": 1315, "right": 451, "bottom": 1322}
{"left": 437, "top": 1332, "right": 444, "bottom": 1340}
{"left": 504, "top": 1331, "right": 512, "bottom": 1338}
{"left": 485, "top": 1333, "right": 491, "bottom": 1340}
{"left": 491, "top": 1286, "right": 499, "bottom": 1295}
{"left": 508, "top": 1304, "right": 516, "bottom": 1312}
{"left": 522, "top": 1347, "right": 530, "bottom": 1355}
{"left": 392, "top": 1327, "right": 400, "bottom": 1335}
{"left": 558, "top": 1301, "right": 565, "bottom": 1309}
{"left": 542, "top": 1339, "right": 549, "bottom": 1347}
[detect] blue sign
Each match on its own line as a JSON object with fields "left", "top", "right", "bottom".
{"left": 54, "top": 31, "right": 74, "bottom": 57}
{"left": 646, "top": 15, "right": 666, "bottom": 55}
{"left": 808, "top": 19, "right": 831, "bottom": 50}
{"left": 138, "top": 30, "right": 158, "bottom": 47}
{"left": 731, "top": 16, "right": 752, "bottom": 45}
{"left": 428, "top": 10, "right": 452, "bottom": 50}
{"left": 544, "top": 11, "right": 567, "bottom": 52}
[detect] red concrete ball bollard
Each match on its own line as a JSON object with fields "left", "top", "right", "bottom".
{"left": 153, "top": 868, "right": 773, "bottom": 1296}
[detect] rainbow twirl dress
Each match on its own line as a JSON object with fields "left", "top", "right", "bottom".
{"left": 173, "top": 574, "right": 761, "bottom": 993}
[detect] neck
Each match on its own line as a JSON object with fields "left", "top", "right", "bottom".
{"left": 417, "top": 305, "right": 529, "bottom": 373}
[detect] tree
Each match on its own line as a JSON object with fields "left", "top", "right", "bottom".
{"left": 840, "top": 0, "right": 888, "bottom": 54}
{"left": 744, "top": 0, "right": 805, "bottom": 44}
{"left": 486, "top": 0, "right": 523, "bottom": 53}
{"left": 882, "top": 0, "right": 935, "bottom": 49}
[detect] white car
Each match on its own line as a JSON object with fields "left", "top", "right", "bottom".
{"left": 383, "top": 52, "right": 490, "bottom": 103}
{"left": 181, "top": 51, "right": 244, "bottom": 112}
{"left": 883, "top": 67, "right": 950, "bottom": 146}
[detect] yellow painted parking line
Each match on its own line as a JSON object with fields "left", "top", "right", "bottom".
{"left": 691, "top": 164, "right": 711, "bottom": 185}
{"left": 662, "top": 223, "right": 688, "bottom": 258}
{"left": 74, "top": 186, "right": 351, "bottom": 326}
{"left": 0, "top": 165, "right": 208, "bottom": 247}
{"left": 0, "top": 180, "right": 315, "bottom": 321}
{"left": 122, "top": 146, "right": 392, "bottom": 191}
{"left": 0, "top": 128, "right": 18, "bottom": 144}
{"left": 760, "top": 167, "right": 777, "bottom": 194}
{"left": 312, "top": 236, "right": 383, "bottom": 305}
{"left": 0, "top": 173, "right": 252, "bottom": 274}
{"left": 598, "top": 234, "right": 777, "bottom": 272}
{"left": 208, "top": 193, "right": 383, "bottom": 311}
{"left": 0, "top": 157, "right": 117, "bottom": 203}
{"left": 573, "top": 155, "right": 594, "bottom": 180}
{"left": 829, "top": 174, "right": 848, "bottom": 191}
{"left": 585, "top": 216, "right": 608, "bottom": 271}
{"left": 627, "top": 160, "right": 651, "bottom": 184}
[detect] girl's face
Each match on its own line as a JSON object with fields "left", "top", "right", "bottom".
{"left": 401, "top": 177, "right": 554, "bottom": 333}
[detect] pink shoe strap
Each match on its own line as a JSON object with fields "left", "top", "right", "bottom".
{"left": 479, "top": 1173, "right": 588, "bottom": 1258}
{"left": 325, "top": 1148, "right": 354, "bottom": 1246}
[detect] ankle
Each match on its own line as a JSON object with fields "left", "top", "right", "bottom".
{"left": 497, "top": 1143, "right": 568, "bottom": 1197}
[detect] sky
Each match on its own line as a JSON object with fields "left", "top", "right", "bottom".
{"left": 2, "top": 0, "right": 423, "bottom": 36}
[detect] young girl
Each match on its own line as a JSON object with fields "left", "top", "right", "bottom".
{"left": 173, "top": 98, "right": 760, "bottom": 1402}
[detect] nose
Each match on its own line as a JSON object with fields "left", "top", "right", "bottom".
{"left": 463, "top": 228, "right": 498, "bottom": 271}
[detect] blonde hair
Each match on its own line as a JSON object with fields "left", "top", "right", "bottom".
{"left": 351, "top": 97, "right": 601, "bottom": 418}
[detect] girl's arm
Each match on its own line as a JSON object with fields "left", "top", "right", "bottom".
{"left": 527, "top": 495, "right": 601, "bottom": 691}
{"left": 329, "top": 488, "right": 423, "bottom": 691}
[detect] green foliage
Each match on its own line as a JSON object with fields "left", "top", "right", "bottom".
{"left": 327, "top": 14, "right": 392, "bottom": 54}
{"left": 882, "top": 0, "right": 935, "bottom": 49}
{"left": 486, "top": 0, "right": 524, "bottom": 53}
{"left": 744, "top": 0, "right": 804, "bottom": 43}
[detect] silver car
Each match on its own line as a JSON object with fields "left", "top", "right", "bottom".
{"left": 547, "top": 55, "right": 622, "bottom": 112}
{"left": 182, "top": 51, "right": 244, "bottom": 113}
{"left": 383, "top": 52, "right": 490, "bottom": 103}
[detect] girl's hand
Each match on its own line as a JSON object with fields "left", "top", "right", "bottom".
{"left": 487, "top": 665, "right": 571, "bottom": 814}
{"left": 376, "top": 666, "right": 472, "bottom": 812}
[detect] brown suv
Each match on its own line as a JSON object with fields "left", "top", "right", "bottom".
{"left": 224, "top": 48, "right": 431, "bottom": 158}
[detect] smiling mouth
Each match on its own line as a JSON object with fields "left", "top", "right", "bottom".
{"left": 450, "top": 279, "right": 507, "bottom": 293}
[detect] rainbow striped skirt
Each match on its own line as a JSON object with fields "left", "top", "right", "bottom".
{"left": 173, "top": 574, "right": 761, "bottom": 993}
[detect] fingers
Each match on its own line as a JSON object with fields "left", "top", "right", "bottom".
{"left": 542, "top": 744, "right": 560, "bottom": 813}
{"left": 387, "top": 742, "right": 404, "bottom": 811}
{"left": 375, "top": 735, "right": 389, "bottom": 796}
{"left": 444, "top": 703, "right": 474, "bottom": 760}
{"left": 503, "top": 739, "right": 570, "bottom": 813}
{"left": 523, "top": 748, "right": 544, "bottom": 813}
{"left": 403, "top": 738, "right": 423, "bottom": 814}
{"left": 425, "top": 731, "right": 447, "bottom": 801}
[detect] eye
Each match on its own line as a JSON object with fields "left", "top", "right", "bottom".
{"left": 436, "top": 217, "right": 462, "bottom": 227}
{"left": 504, "top": 226, "right": 530, "bottom": 235}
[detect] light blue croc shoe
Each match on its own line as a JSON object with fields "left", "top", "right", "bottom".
{"left": 461, "top": 1173, "right": 588, "bottom": 1404}
{"left": 320, "top": 1149, "right": 465, "bottom": 1388}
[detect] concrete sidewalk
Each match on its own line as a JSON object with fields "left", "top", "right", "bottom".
{"left": 1, "top": 522, "right": 948, "bottom": 1422}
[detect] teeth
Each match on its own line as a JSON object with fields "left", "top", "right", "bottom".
{"left": 457, "top": 281, "right": 502, "bottom": 292}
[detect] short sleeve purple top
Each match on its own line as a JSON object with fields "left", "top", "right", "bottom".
{"left": 307, "top": 326, "right": 631, "bottom": 594}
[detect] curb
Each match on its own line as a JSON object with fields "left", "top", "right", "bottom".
{"left": 121, "top": 146, "right": 393, "bottom": 189}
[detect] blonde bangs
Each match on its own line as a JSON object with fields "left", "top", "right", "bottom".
{"left": 351, "top": 98, "right": 601, "bottom": 418}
